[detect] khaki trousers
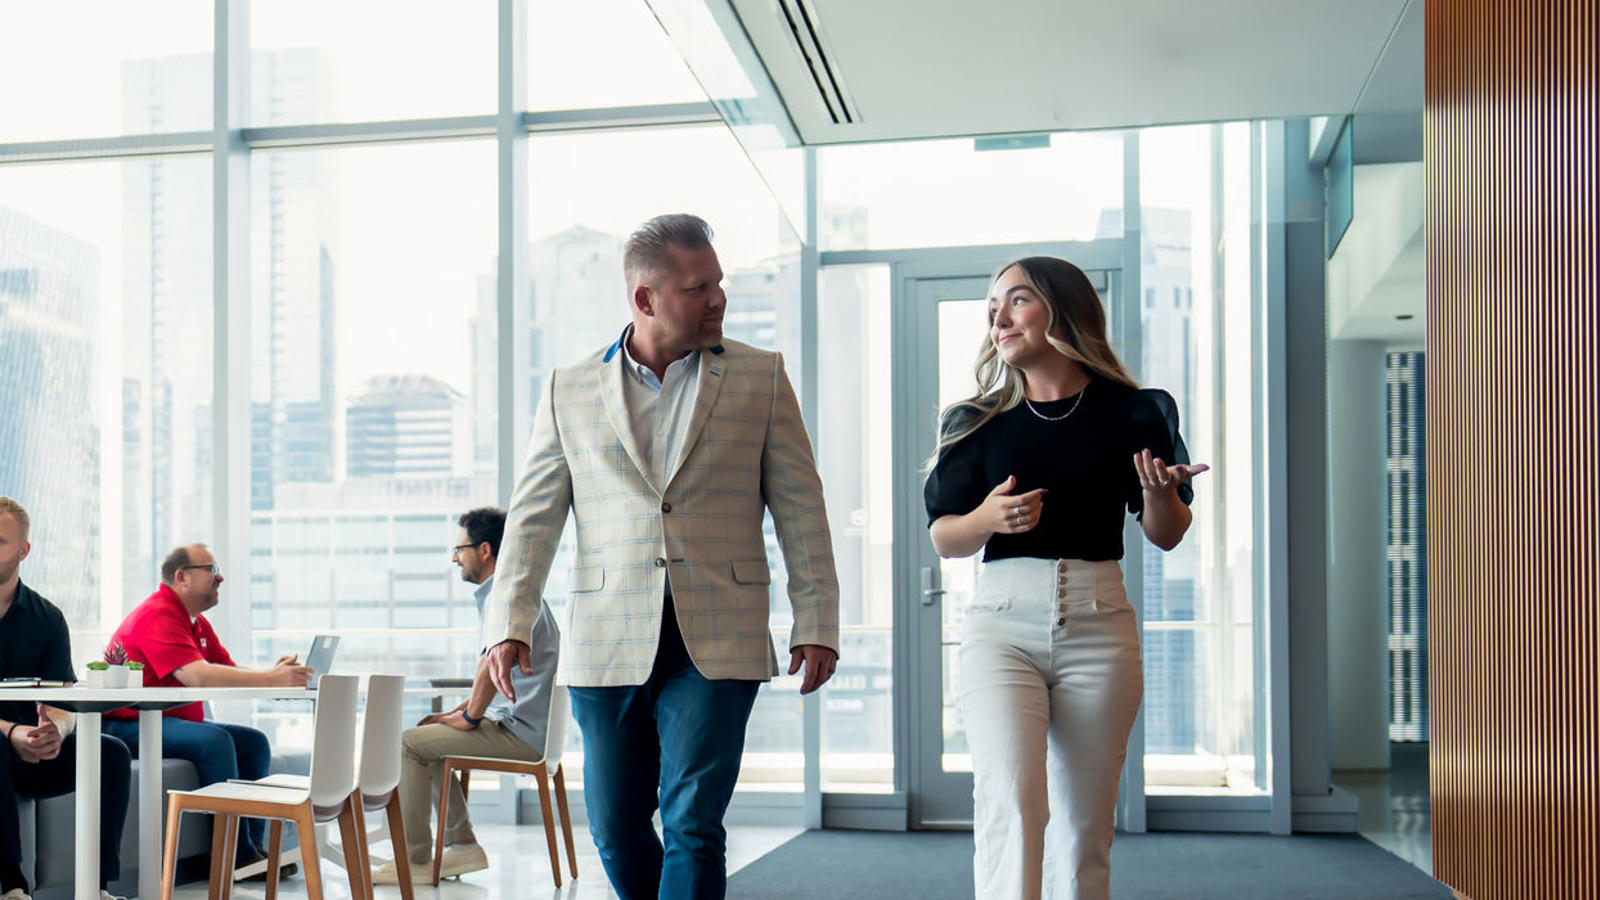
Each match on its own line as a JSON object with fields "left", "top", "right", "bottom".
{"left": 398, "top": 720, "right": 542, "bottom": 863}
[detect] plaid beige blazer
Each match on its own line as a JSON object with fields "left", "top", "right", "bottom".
{"left": 482, "top": 329, "right": 840, "bottom": 686}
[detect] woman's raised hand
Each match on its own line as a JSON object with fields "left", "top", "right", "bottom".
{"left": 982, "top": 475, "right": 1046, "bottom": 535}
{"left": 1133, "top": 448, "right": 1210, "bottom": 494}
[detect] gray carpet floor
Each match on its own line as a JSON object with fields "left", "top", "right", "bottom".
{"left": 726, "top": 830, "right": 1453, "bottom": 899}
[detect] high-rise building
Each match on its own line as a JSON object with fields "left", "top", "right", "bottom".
{"left": 247, "top": 52, "right": 339, "bottom": 510}
{"left": 1098, "top": 206, "right": 1203, "bottom": 757}
{"left": 346, "top": 374, "right": 472, "bottom": 478}
{"left": 122, "top": 51, "right": 338, "bottom": 531}
{"left": 0, "top": 207, "right": 101, "bottom": 623}
{"left": 1387, "top": 351, "right": 1427, "bottom": 742}
{"left": 247, "top": 474, "right": 495, "bottom": 747}
{"left": 121, "top": 55, "right": 216, "bottom": 597}
{"left": 470, "top": 225, "right": 625, "bottom": 471}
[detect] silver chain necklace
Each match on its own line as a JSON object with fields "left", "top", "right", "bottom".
{"left": 1022, "top": 382, "right": 1087, "bottom": 422}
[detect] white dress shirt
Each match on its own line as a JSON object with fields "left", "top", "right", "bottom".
{"left": 620, "top": 334, "right": 702, "bottom": 488}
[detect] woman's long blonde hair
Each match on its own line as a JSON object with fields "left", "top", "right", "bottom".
{"left": 929, "top": 257, "right": 1138, "bottom": 466}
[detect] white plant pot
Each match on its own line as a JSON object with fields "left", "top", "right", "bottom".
{"left": 84, "top": 668, "right": 108, "bottom": 688}
{"left": 105, "top": 664, "right": 129, "bottom": 689}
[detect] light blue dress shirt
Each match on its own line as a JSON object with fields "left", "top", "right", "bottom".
{"left": 476, "top": 573, "right": 561, "bottom": 754}
{"left": 620, "top": 336, "right": 702, "bottom": 487}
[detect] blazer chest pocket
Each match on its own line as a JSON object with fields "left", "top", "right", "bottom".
{"left": 731, "top": 559, "right": 771, "bottom": 585}
{"left": 569, "top": 566, "right": 605, "bottom": 593}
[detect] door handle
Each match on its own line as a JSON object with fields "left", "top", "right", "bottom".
{"left": 920, "top": 566, "right": 945, "bottom": 606}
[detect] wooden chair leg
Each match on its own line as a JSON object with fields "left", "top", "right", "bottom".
{"left": 160, "top": 796, "right": 185, "bottom": 900}
{"left": 533, "top": 767, "right": 563, "bottom": 888}
{"left": 553, "top": 766, "right": 579, "bottom": 879}
{"left": 432, "top": 762, "right": 454, "bottom": 886}
{"left": 350, "top": 797, "right": 375, "bottom": 900}
{"left": 295, "top": 807, "right": 325, "bottom": 900}
{"left": 335, "top": 796, "right": 368, "bottom": 900}
{"left": 208, "top": 814, "right": 228, "bottom": 900}
{"left": 217, "top": 813, "right": 240, "bottom": 900}
{"left": 386, "top": 791, "right": 417, "bottom": 900}
{"left": 265, "top": 820, "right": 284, "bottom": 900}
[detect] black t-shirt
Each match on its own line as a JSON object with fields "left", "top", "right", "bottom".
{"left": 923, "top": 379, "right": 1194, "bottom": 562}
{"left": 0, "top": 581, "right": 76, "bottom": 726}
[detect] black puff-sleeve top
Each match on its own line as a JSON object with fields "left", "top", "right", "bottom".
{"left": 923, "top": 379, "right": 1194, "bottom": 562}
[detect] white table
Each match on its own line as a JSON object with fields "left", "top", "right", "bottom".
{"left": 0, "top": 686, "right": 313, "bottom": 900}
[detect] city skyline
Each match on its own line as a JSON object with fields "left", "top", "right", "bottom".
{"left": 1, "top": 39, "right": 1233, "bottom": 784}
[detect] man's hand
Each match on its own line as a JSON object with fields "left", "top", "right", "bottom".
{"left": 437, "top": 710, "right": 479, "bottom": 732}
{"left": 269, "top": 660, "right": 314, "bottom": 688}
{"left": 25, "top": 709, "right": 62, "bottom": 762}
{"left": 788, "top": 645, "right": 838, "bottom": 695}
{"left": 487, "top": 640, "right": 532, "bottom": 702}
{"left": 417, "top": 701, "right": 468, "bottom": 727}
{"left": 274, "top": 654, "right": 300, "bottom": 667}
{"left": 6, "top": 720, "right": 40, "bottom": 764}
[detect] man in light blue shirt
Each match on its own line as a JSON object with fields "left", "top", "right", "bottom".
{"left": 375, "top": 507, "right": 559, "bottom": 883}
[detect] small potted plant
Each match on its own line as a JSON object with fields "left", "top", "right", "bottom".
{"left": 84, "top": 660, "right": 110, "bottom": 689}
{"left": 126, "top": 660, "right": 145, "bottom": 687}
{"left": 103, "top": 642, "right": 130, "bottom": 689}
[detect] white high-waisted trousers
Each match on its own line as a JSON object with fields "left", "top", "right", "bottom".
{"left": 960, "top": 557, "right": 1143, "bottom": 900}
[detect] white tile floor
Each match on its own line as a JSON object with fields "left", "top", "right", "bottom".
{"left": 1332, "top": 743, "right": 1432, "bottom": 875}
{"left": 174, "top": 824, "right": 803, "bottom": 900}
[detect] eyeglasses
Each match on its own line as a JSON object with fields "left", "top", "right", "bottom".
{"left": 449, "top": 543, "right": 482, "bottom": 559}
{"left": 180, "top": 564, "right": 220, "bottom": 577}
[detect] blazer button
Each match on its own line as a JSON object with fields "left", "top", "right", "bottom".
{"left": 654, "top": 558, "right": 666, "bottom": 568}
{"left": 661, "top": 502, "right": 672, "bottom": 513}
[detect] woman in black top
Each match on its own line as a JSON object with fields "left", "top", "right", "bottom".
{"left": 924, "top": 257, "right": 1206, "bottom": 900}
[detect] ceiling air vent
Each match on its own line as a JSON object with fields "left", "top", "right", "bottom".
{"left": 774, "top": 0, "right": 858, "bottom": 125}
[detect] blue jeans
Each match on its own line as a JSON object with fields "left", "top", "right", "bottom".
{"left": 569, "top": 599, "right": 760, "bottom": 900}
{"left": 104, "top": 717, "right": 272, "bottom": 864}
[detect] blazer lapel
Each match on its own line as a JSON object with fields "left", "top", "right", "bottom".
{"left": 599, "top": 329, "right": 662, "bottom": 497}
{"left": 664, "top": 350, "right": 726, "bottom": 490}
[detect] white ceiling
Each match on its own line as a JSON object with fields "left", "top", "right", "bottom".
{"left": 728, "top": 0, "right": 1420, "bottom": 144}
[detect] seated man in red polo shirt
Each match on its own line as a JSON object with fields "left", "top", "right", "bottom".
{"left": 103, "top": 544, "right": 312, "bottom": 880}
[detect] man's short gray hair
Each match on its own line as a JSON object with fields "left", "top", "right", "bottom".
{"left": 624, "top": 214, "right": 714, "bottom": 287}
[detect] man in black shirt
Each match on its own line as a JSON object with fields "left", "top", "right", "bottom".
{"left": 0, "top": 498, "right": 131, "bottom": 900}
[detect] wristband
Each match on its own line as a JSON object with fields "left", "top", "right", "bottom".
{"left": 5, "top": 723, "right": 18, "bottom": 743}
{"left": 460, "top": 710, "right": 482, "bottom": 726}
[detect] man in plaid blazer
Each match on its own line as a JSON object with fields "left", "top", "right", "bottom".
{"left": 485, "top": 213, "right": 839, "bottom": 899}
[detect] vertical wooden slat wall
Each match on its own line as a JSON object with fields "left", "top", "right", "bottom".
{"left": 1427, "top": 1, "right": 1600, "bottom": 897}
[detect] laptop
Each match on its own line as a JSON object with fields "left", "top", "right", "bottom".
{"left": 304, "top": 635, "right": 340, "bottom": 689}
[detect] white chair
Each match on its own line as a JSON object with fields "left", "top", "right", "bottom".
{"left": 435, "top": 683, "right": 578, "bottom": 887}
{"left": 158, "top": 673, "right": 363, "bottom": 900}
{"left": 355, "top": 674, "right": 414, "bottom": 899}
{"left": 254, "top": 675, "right": 414, "bottom": 900}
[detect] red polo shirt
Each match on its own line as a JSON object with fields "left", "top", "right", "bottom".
{"left": 106, "top": 584, "right": 237, "bottom": 721}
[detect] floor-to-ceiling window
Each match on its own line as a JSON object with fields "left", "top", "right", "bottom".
{"left": 1138, "top": 123, "right": 1264, "bottom": 794}
{"left": 0, "top": 0, "right": 803, "bottom": 807}
{"left": 2, "top": 0, "right": 1290, "bottom": 831}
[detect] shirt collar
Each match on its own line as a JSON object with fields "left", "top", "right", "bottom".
{"left": 473, "top": 574, "right": 495, "bottom": 604}
{"left": 155, "top": 583, "right": 199, "bottom": 622}
{"left": 620, "top": 329, "right": 698, "bottom": 392}
{"left": 605, "top": 322, "right": 724, "bottom": 362}
{"left": 8, "top": 580, "right": 38, "bottom": 616}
